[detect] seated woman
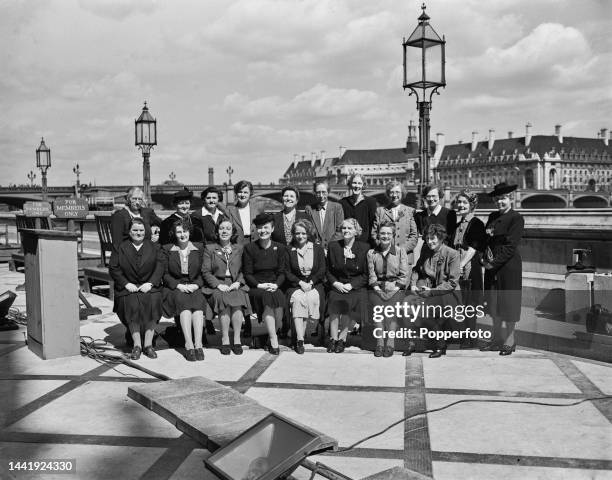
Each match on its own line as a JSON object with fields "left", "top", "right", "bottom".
{"left": 242, "top": 213, "right": 287, "bottom": 354}
{"left": 202, "top": 219, "right": 252, "bottom": 355}
{"left": 109, "top": 218, "right": 165, "bottom": 360}
{"left": 284, "top": 219, "right": 326, "bottom": 354}
{"left": 326, "top": 218, "right": 369, "bottom": 353}
{"left": 162, "top": 219, "right": 206, "bottom": 362}
{"left": 407, "top": 224, "right": 461, "bottom": 358}
{"left": 367, "top": 220, "right": 410, "bottom": 358}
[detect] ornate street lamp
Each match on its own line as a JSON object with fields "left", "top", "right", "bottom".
{"left": 403, "top": 3, "right": 446, "bottom": 191}
{"left": 36, "top": 137, "right": 51, "bottom": 201}
{"left": 27, "top": 170, "right": 36, "bottom": 187}
{"left": 135, "top": 101, "right": 157, "bottom": 204}
{"left": 73, "top": 163, "right": 82, "bottom": 197}
{"left": 226, "top": 165, "right": 234, "bottom": 185}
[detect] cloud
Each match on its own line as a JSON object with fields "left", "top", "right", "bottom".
{"left": 78, "top": 0, "right": 158, "bottom": 20}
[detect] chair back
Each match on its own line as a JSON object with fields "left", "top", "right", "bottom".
{"left": 15, "top": 214, "right": 52, "bottom": 244}
{"left": 95, "top": 215, "right": 114, "bottom": 267}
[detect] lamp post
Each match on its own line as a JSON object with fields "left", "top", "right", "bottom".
{"left": 135, "top": 101, "right": 157, "bottom": 205}
{"left": 403, "top": 3, "right": 446, "bottom": 192}
{"left": 73, "top": 163, "right": 82, "bottom": 197}
{"left": 27, "top": 170, "right": 36, "bottom": 187}
{"left": 226, "top": 165, "right": 234, "bottom": 185}
{"left": 36, "top": 138, "right": 51, "bottom": 201}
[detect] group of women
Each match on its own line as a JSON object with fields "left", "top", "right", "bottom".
{"left": 108, "top": 175, "right": 524, "bottom": 361}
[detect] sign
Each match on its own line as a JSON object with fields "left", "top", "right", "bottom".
{"left": 23, "top": 201, "right": 52, "bottom": 217}
{"left": 53, "top": 198, "right": 89, "bottom": 219}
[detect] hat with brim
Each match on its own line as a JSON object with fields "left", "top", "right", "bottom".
{"left": 253, "top": 212, "right": 274, "bottom": 227}
{"left": 488, "top": 182, "right": 518, "bottom": 197}
{"left": 173, "top": 188, "right": 193, "bottom": 203}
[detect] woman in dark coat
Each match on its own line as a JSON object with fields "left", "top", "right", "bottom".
{"left": 452, "top": 189, "right": 487, "bottom": 348}
{"left": 339, "top": 174, "right": 378, "bottom": 246}
{"left": 160, "top": 188, "right": 195, "bottom": 245}
{"left": 162, "top": 219, "right": 206, "bottom": 362}
{"left": 191, "top": 186, "right": 227, "bottom": 244}
{"left": 109, "top": 218, "right": 165, "bottom": 360}
{"left": 242, "top": 213, "right": 287, "bottom": 355}
{"left": 481, "top": 183, "right": 524, "bottom": 356}
{"left": 326, "top": 218, "right": 369, "bottom": 353}
{"left": 110, "top": 186, "right": 162, "bottom": 251}
{"left": 407, "top": 224, "right": 461, "bottom": 358}
{"left": 271, "top": 185, "right": 309, "bottom": 245}
{"left": 202, "top": 219, "right": 252, "bottom": 355}
{"left": 285, "top": 219, "right": 326, "bottom": 354}
{"left": 414, "top": 184, "right": 457, "bottom": 244}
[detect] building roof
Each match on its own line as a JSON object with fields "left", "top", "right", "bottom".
{"left": 337, "top": 144, "right": 419, "bottom": 166}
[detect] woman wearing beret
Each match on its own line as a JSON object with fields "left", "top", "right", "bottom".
{"left": 109, "top": 218, "right": 165, "bottom": 360}
{"left": 160, "top": 188, "right": 195, "bottom": 246}
{"left": 162, "top": 219, "right": 206, "bottom": 361}
{"left": 202, "top": 218, "right": 252, "bottom": 355}
{"left": 191, "top": 186, "right": 227, "bottom": 244}
{"left": 481, "top": 183, "right": 524, "bottom": 356}
{"left": 284, "top": 219, "right": 326, "bottom": 354}
{"left": 242, "top": 213, "right": 287, "bottom": 354}
{"left": 452, "top": 189, "right": 486, "bottom": 348}
{"left": 326, "top": 218, "right": 369, "bottom": 353}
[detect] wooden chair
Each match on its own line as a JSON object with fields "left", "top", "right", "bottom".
{"left": 95, "top": 214, "right": 114, "bottom": 267}
{"left": 82, "top": 214, "right": 114, "bottom": 300}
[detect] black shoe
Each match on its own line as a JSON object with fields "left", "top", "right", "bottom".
{"left": 334, "top": 339, "right": 345, "bottom": 353}
{"left": 383, "top": 346, "right": 394, "bottom": 358}
{"left": 429, "top": 349, "right": 446, "bottom": 358}
{"left": 480, "top": 341, "right": 502, "bottom": 352}
{"left": 374, "top": 345, "right": 383, "bottom": 357}
{"left": 220, "top": 344, "right": 231, "bottom": 355}
{"left": 185, "top": 349, "right": 197, "bottom": 362}
{"left": 130, "top": 346, "right": 141, "bottom": 360}
{"left": 402, "top": 342, "right": 416, "bottom": 356}
{"left": 269, "top": 346, "right": 280, "bottom": 355}
{"left": 195, "top": 348, "right": 205, "bottom": 361}
{"left": 327, "top": 339, "right": 336, "bottom": 353}
{"left": 232, "top": 344, "right": 243, "bottom": 355}
{"left": 143, "top": 346, "right": 157, "bottom": 359}
{"left": 295, "top": 341, "right": 305, "bottom": 355}
{"left": 499, "top": 344, "right": 516, "bottom": 356}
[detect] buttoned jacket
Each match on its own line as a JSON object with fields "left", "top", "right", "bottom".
{"left": 162, "top": 242, "right": 204, "bottom": 289}
{"left": 371, "top": 204, "right": 418, "bottom": 263}
{"left": 304, "top": 201, "right": 344, "bottom": 251}
{"left": 201, "top": 243, "right": 247, "bottom": 293}
{"left": 411, "top": 244, "right": 461, "bottom": 298}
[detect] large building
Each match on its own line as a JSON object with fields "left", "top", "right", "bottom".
{"left": 434, "top": 125, "right": 612, "bottom": 192}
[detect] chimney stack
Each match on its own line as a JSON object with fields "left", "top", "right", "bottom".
{"left": 508, "top": 131, "right": 513, "bottom": 139}
{"left": 471, "top": 131, "right": 478, "bottom": 152}
{"left": 602, "top": 128, "right": 609, "bottom": 146}
{"left": 208, "top": 167, "right": 214, "bottom": 185}
{"left": 293, "top": 153, "right": 298, "bottom": 169}
{"left": 525, "top": 122, "right": 532, "bottom": 147}
{"left": 555, "top": 124, "right": 563, "bottom": 144}
{"left": 436, "top": 133, "right": 445, "bottom": 152}
{"left": 488, "top": 129, "right": 495, "bottom": 150}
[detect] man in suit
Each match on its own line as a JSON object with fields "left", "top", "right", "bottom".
{"left": 110, "top": 187, "right": 162, "bottom": 252}
{"left": 304, "top": 180, "right": 344, "bottom": 252}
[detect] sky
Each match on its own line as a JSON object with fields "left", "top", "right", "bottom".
{"left": 1, "top": 0, "right": 611, "bottom": 188}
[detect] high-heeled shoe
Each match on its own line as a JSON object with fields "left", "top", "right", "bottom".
{"left": 383, "top": 346, "right": 394, "bottom": 358}
{"left": 327, "top": 339, "right": 336, "bottom": 353}
{"left": 499, "top": 344, "right": 516, "bottom": 356}
{"left": 130, "top": 346, "right": 141, "bottom": 360}
{"left": 402, "top": 342, "right": 416, "bottom": 356}
{"left": 195, "top": 348, "right": 205, "bottom": 361}
{"left": 374, "top": 345, "right": 384, "bottom": 357}
{"left": 479, "top": 341, "right": 502, "bottom": 352}
{"left": 185, "top": 349, "right": 196, "bottom": 362}
{"left": 143, "top": 346, "right": 157, "bottom": 359}
{"left": 334, "top": 339, "right": 346, "bottom": 353}
{"left": 429, "top": 348, "right": 446, "bottom": 358}
{"left": 295, "top": 340, "right": 305, "bottom": 355}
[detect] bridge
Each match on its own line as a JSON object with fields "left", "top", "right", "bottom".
{"left": 0, "top": 184, "right": 610, "bottom": 210}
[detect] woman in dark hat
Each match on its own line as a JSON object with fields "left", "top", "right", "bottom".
{"left": 191, "top": 186, "right": 227, "bottom": 244}
{"left": 242, "top": 212, "right": 287, "bottom": 354}
{"left": 480, "top": 182, "right": 524, "bottom": 356}
{"left": 162, "top": 219, "right": 206, "bottom": 361}
{"left": 160, "top": 188, "right": 195, "bottom": 245}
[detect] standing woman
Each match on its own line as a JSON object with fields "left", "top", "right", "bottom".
{"left": 285, "top": 219, "right": 326, "bottom": 354}
{"left": 367, "top": 221, "right": 410, "bottom": 357}
{"left": 110, "top": 218, "right": 165, "bottom": 360}
{"left": 272, "top": 185, "right": 308, "bottom": 245}
{"left": 326, "top": 218, "right": 369, "bottom": 353}
{"left": 160, "top": 188, "right": 194, "bottom": 245}
{"left": 452, "top": 189, "right": 487, "bottom": 348}
{"left": 242, "top": 213, "right": 287, "bottom": 354}
{"left": 111, "top": 186, "right": 162, "bottom": 251}
{"left": 191, "top": 186, "right": 227, "bottom": 244}
{"left": 414, "top": 185, "right": 457, "bottom": 244}
{"left": 225, "top": 180, "right": 263, "bottom": 245}
{"left": 481, "top": 183, "right": 524, "bottom": 356}
{"left": 339, "top": 174, "right": 378, "bottom": 246}
{"left": 162, "top": 219, "right": 206, "bottom": 362}
{"left": 372, "top": 181, "right": 418, "bottom": 270}
{"left": 202, "top": 219, "right": 252, "bottom": 355}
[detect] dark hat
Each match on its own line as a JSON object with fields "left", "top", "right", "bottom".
{"left": 488, "top": 182, "right": 518, "bottom": 197}
{"left": 173, "top": 187, "right": 193, "bottom": 202}
{"left": 253, "top": 212, "right": 274, "bottom": 227}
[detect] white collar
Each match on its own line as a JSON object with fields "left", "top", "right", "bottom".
{"left": 170, "top": 242, "right": 198, "bottom": 252}
{"left": 428, "top": 205, "right": 442, "bottom": 216}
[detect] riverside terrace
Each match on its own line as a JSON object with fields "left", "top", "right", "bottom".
{"left": 0, "top": 212, "right": 610, "bottom": 478}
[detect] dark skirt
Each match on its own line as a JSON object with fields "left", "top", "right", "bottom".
{"left": 327, "top": 288, "right": 367, "bottom": 321}
{"left": 484, "top": 253, "right": 522, "bottom": 323}
{"left": 208, "top": 278, "right": 253, "bottom": 315}
{"left": 248, "top": 288, "right": 286, "bottom": 318}
{"left": 114, "top": 291, "right": 162, "bottom": 334}
{"left": 162, "top": 288, "right": 207, "bottom": 317}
